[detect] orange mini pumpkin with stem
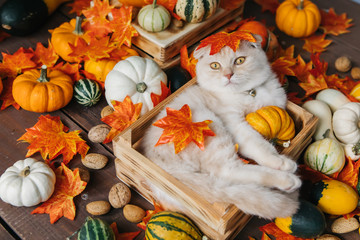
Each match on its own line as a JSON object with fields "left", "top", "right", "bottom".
{"left": 12, "top": 65, "right": 73, "bottom": 113}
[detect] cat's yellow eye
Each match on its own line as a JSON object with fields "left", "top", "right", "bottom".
{"left": 235, "top": 57, "right": 246, "bottom": 65}
{"left": 210, "top": 62, "right": 221, "bottom": 70}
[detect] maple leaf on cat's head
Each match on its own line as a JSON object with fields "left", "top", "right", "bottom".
{"left": 153, "top": 104, "right": 216, "bottom": 154}
{"left": 196, "top": 31, "right": 256, "bottom": 55}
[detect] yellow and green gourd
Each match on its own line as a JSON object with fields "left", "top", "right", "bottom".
{"left": 175, "top": 0, "right": 219, "bottom": 23}
{"left": 138, "top": 0, "right": 171, "bottom": 33}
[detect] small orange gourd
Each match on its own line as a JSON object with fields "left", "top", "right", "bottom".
{"left": 246, "top": 106, "right": 295, "bottom": 147}
{"left": 275, "top": 0, "right": 321, "bottom": 38}
{"left": 12, "top": 65, "right": 73, "bottom": 113}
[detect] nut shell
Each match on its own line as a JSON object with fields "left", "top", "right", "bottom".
{"left": 108, "top": 182, "right": 131, "bottom": 208}
{"left": 335, "top": 56, "right": 351, "bottom": 72}
{"left": 86, "top": 201, "right": 111, "bottom": 215}
{"left": 316, "top": 234, "right": 341, "bottom": 240}
{"left": 351, "top": 67, "right": 360, "bottom": 80}
{"left": 82, "top": 153, "right": 108, "bottom": 170}
{"left": 331, "top": 217, "right": 359, "bottom": 233}
{"left": 101, "top": 105, "right": 114, "bottom": 118}
{"left": 88, "top": 124, "right": 111, "bottom": 143}
{"left": 123, "top": 204, "right": 146, "bottom": 223}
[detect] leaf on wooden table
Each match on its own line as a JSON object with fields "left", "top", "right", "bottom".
{"left": 291, "top": 55, "right": 313, "bottom": 83}
{"left": 17, "top": 115, "right": 89, "bottom": 165}
{"left": 101, "top": 96, "right": 142, "bottom": 143}
{"left": 137, "top": 200, "right": 164, "bottom": 230}
{"left": 68, "top": 37, "right": 115, "bottom": 62}
{"left": 109, "top": 6, "right": 138, "bottom": 47}
{"left": 277, "top": 45, "right": 295, "bottom": 59}
{"left": 309, "top": 53, "right": 328, "bottom": 78}
{"left": 0, "top": 77, "right": 20, "bottom": 110}
{"left": 110, "top": 222, "right": 141, "bottom": 240}
{"left": 32, "top": 164, "right": 87, "bottom": 224}
{"left": 1, "top": 47, "right": 36, "bottom": 76}
{"left": 326, "top": 74, "right": 357, "bottom": 95}
{"left": 299, "top": 74, "right": 328, "bottom": 97}
{"left": 220, "top": 0, "right": 246, "bottom": 10}
{"left": 151, "top": 81, "right": 171, "bottom": 107}
{"left": 334, "top": 157, "right": 360, "bottom": 190}
{"left": 68, "top": 0, "right": 92, "bottom": 16}
{"left": 320, "top": 8, "right": 354, "bottom": 36}
{"left": 153, "top": 104, "right": 216, "bottom": 154}
{"left": 52, "top": 62, "right": 81, "bottom": 82}
{"left": 253, "top": 0, "right": 279, "bottom": 13}
{"left": 196, "top": 31, "right": 256, "bottom": 55}
{"left": 271, "top": 56, "right": 296, "bottom": 85}
{"left": 82, "top": 0, "right": 114, "bottom": 37}
{"left": 302, "top": 34, "right": 332, "bottom": 53}
{"left": 180, "top": 45, "right": 197, "bottom": 78}
{"left": 259, "top": 222, "right": 313, "bottom": 240}
{"left": 33, "top": 41, "right": 59, "bottom": 67}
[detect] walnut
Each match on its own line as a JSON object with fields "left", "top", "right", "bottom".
{"left": 351, "top": 67, "right": 360, "bottom": 80}
{"left": 335, "top": 56, "right": 352, "bottom": 72}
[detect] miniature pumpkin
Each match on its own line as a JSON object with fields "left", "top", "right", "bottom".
{"left": 138, "top": 0, "right": 171, "bottom": 32}
{"left": 238, "top": 21, "right": 269, "bottom": 49}
{"left": 175, "top": 0, "right": 219, "bottom": 23}
{"left": 105, "top": 56, "right": 167, "bottom": 115}
{"left": 12, "top": 65, "right": 73, "bottom": 113}
{"left": 74, "top": 79, "right": 102, "bottom": 107}
{"left": 304, "top": 138, "right": 345, "bottom": 175}
{"left": 51, "top": 16, "right": 89, "bottom": 62}
{"left": 0, "top": 158, "right": 56, "bottom": 207}
{"left": 69, "top": 217, "right": 115, "bottom": 240}
{"left": 275, "top": 0, "right": 321, "bottom": 38}
{"left": 118, "top": 0, "right": 147, "bottom": 7}
{"left": 246, "top": 106, "right": 295, "bottom": 147}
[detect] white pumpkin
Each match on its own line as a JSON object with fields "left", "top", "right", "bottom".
{"left": 315, "top": 88, "right": 350, "bottom": 112}
{"left": 138, "top": 0, "right": 171, "bottom": 32}
{"left": 333, "top": 102, "right": 360, "bottom": 144}
{"left": 304, "top": 138, "right": 345, "bottom": 175}
{"left": 105, "top": 56, "right": 167, "bottom": 116}
{"left": 0, "top": 158, "right": 56, "bottom": 207}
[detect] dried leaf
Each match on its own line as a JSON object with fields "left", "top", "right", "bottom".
{"left": 299, "top": 74, "right": 328, "bottom": 97}
{"left": 18, "top": 115, "right": 89, "bottom": 165}
{"left": 101, "top": 96, "right": 142, "bottom": 143}
{"left": 33, "top": 41, "right": 59, "bottom": 67}
{"left": 253, "top": 0, "right": 279, "bottom": 14}
{"left": 271, "top": 57, "right": 296, "bottom": 77}
{"left": 0, "top": 77, "right": 20, "bottom": 110}
{"left": 298, "top": 164, "right": 332, "bottom": 183}
{"left": 151, "top": 81, "right": 171, "bottom": 107}
{"left": 52, "top": 62, "right": 81, "bottom": 82}
{"left": 220, "top": 0, "right": 246, "bottom": 11}
{"left": 196, "top": 31, "right": 256, "bottom": 55}
{"left": 68, "top": 37, "right": 115, "bottom": 61}
{"left": 68, "top": 0, "right": 92, "bottom": 16}
{"left": 261, "top": 232, "right": 272, "bottom": 240}
{"left": 153, "top": 104, "right": 216, "bottom": 154}
{"left": 1, "top": 47, "right": 36, "bottom": 76}
{"left": 303, "top": 34, "right": 332, "bottom": 53}
{"left": 320, "top": 8, "right": 354, "bottom": 36}
{"left": 259, "top": 222, "right": 313, "bottom": 240}
{"left": 291, "top": 55, "right": 313, "bottom": 83}
{"left": 334, "top": 157, "right": 360, "bottom": 190}
{"left": 109, "top": 6, "right": 138, "bottom": 47}
{"left": 325, "top": 74, "right": 357, "bottom": 96}
{"left": 137, "top": 200, "right": 164, "bottom": 230}
{"left": 110, "top": 222, "right": 141, "bottom": 240}
{"left": 180, "top": 45, "right": 197, "bottom": 78}
{"left": 32, "top": 164, "right": 87, "bottom": 223}
{"left": 287, "top": 92, "right": 306, "bottom": 105}
{"left": 82, "top": 0, "right": 114, "bottom": 37}
{"left": 309, "top": 53, "right": 328, "bottom": 78}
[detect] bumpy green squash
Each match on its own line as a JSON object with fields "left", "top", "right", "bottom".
{"left": 76, "top": 217, "right": 115, "bottom": 240}
{"left": 74, "top": 79, "right": 102, "bottom": 107}
{"left": 175, "top": 0, "right": 219, "bottom": 23}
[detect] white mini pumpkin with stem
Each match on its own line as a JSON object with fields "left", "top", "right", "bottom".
{"left": 137, "top": 0, "right": 171, "bottom": 32}
{"left": 0, "top": 158, "right": 56, "bottom": 207}
{"left": 104, "top": 56, "right": 167, "bottom": 116}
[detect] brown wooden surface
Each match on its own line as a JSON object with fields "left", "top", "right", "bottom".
{"left": 0, "top": 0, "right": 359, "bottom": 239}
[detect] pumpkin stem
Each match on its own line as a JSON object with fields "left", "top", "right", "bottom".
{"left": 38, "top": 65, "right": 49, "bottom": 83}
{"left": 136, "top": 82, "right": 148, "bottom": 93}
{"left": 20, "top": 166, "right": 30, "bottom": 177}
{"left": 352, "top": 141, "right": 360, "bottom": 155}
{"left": 298, "top": 0, "right": 304, "bottom": 10}
{"left": 73, "top": 16, "right": 83, "bottom": 35}
{"left": 153, "top": 0, "right": 157, "bottom": 8}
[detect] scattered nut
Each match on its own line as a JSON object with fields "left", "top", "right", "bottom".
{"left": 82, "top": 153, "right": 108, "bottom": 170}
{"left": 123, "top": 204, "right": 146, "bottom": 223}
{"left": 316, "top": 234, "right": 341, "bottom": 240}
{"left": 335, "top": 56, "right": 352, "bottom": 72}
{"left": 86, "top": 201, "right": 111, "bottom": 215}
{"left": 74, "top": 167, "right": 90, "bottom": 183}
{"left": 108, "top": 182, "right": 131, "bottom": 208}
{"left": 88, "top": 124, "right": 111, "bottom": 143}
{"left": 173, "top": 18, "right": 184, "bottom": 28}
{"left": 351, "top": 67, "right": 360, "bottom": 80}
{"left": 331, "top": 217, "right": 359, "bottom": 234}
{"left": 101, "top": 105, "right": 114, "bottom": 118}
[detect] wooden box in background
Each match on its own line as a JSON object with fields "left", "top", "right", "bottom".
{"left": 112, "top": 78, "right": 318, "bottom": 239}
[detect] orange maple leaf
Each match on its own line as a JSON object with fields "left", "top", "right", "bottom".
{"left": 101, "top": 96, "right": 142, "bottom": 143}
{"left": 220, "top": 0, "right": 246, "bottom": 10}
{"left": 180, "top": 45, "right": 197, "bottom": 78}
{"left": 68, "top": 0, "right": 92, "bottom": 16}
{"left": 253, "top": 0, "right": 279, "bottom": 13}
{"left": 320, "top": 8, "right": 354, "bottom": 36}
{"left": 303, "top": 34, "right": 332, "bottom": 53}
{"left": 298, "top": 165, "right": 332, "bottom": 183}
{"left": 277, "top": 45, "right": 295, "bottom": 59}
{"left": 271, "top": 56, "right": 296, "bottom": 85}
{"left": 196, "top": 31, "right": 256, "bottom": 55}
{"left": 334, "top": 157, "right": 360, "bottom": 190}
{"left": 52, "top": 62, "right": 81, "bottom": 82}
{"left": 299, "top": 74, "right": 328, "bottom": 97}
{"left": 68, "top": 37, "right": 115, "bottom": 62}
{"left": 309, "top": 53, "right": 328, "bottom": 77}
{"left": 0, "top": 77, "right": 20, "bottom": 110}
{"left": 259, "top": 222, "right": 313, "bottom": 240}
{"left": 291, "top": 55, "right": 313, "bottom": 83}
{"left": 153, "top": 104, "right": 216, "bottom": 154}
{"left": 32, "top": 41, "right": 59, "bottom": 67}
{"left": 1, "top": 47, "right": 36, "bottom": 76}
{"left": 261, "top": 232, "right": 272, "bottom": 240}
{"left": 151, "top": 81, "right": 171, "bottom": 107}
{"left": 32, "top": 164, "right": 87, "bottom": 224}
{"left": 110, "top": 222, "right": 141, "bottom": 240}
{"left": 18, "top": 115, "right": 89, "bottom": 165}
{"left": 137, "top": 200, "right": 164, "bottom": 230}
{"left": 82, "top": 0, "right": 114, "bottom": 37}
{"left": 326, "top": 74, "right": 357, "bottom": 95}
{"left": 109, "top": 6, "right": 138, "bottom": 47}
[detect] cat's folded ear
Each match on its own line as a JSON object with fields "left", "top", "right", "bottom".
{"left": 193, "top": 45, "right": 211, "bottom": 60}
{"left": 249, "top": 33, "right": 263, "bottom": 49}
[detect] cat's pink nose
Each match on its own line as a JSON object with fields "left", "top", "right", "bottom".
{"left": 225, "top": 73, "right": 233, "bottom": 80}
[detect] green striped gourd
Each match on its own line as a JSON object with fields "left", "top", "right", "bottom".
{"left": 175, "top": 0, "right": 219, "bottom": 23}
{"left": 75, "top": 217, "right": 115, "bottom": 240}
{"left": 145, "top": 211, "right": 202, "bottom": 240}
{"left": 74, "top": 79, "right": 101, "bottom": 107}
{"left": 138, "top": 0, "right": 171, "bottom": 32}
{"left": 304, "top": 138, "right": 345, "bottom": 175}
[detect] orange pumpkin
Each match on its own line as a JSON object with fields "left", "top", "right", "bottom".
{"left": 246, "top": 106, "right": 295, "bottom": 147}
{"left": 238, "top": 21, "right": 269, "bottom": 49}
{"left": 51, "top": 16, "right": 90, "bottom": 62}
{"left": 12, "top": 66, "right": 73, "bottom": 113}
{"left": 118, "top": 0, "right": 147, "bottom": 7}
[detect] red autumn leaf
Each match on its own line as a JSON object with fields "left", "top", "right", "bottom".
{"left": 101, "top": 96, "right": 142, "bottom": 143}
{"left": 108, "top": 47, "right": 129, "bottom": 61}
{"left": 32, "top": 164, "right": 87, "bottom": 223}
{"left": 0, "top": 30, "right": 10, "bottom": 42}
{"left": 326, "top": 74, "right": 357, "bottom": 96}
{"left": 343, "top": 207, "right": 360, "bottom": 220}
{"left": 259, "top": 222, "right": 313, "bottom": 240}
{"left": 298, "top": 164, "right": 332, "bottom": 183}
{"left": 180, "top": 45, "right": 197, "bottom": 78}
{"left": 291, "top": 55, "right": 313, "bottom": 83}
{"left": 299, "top": 74, "right": 328, "bottom": 97}
{"left": 261, "top": 232, "right": 272, "bottom": 240}
{"left": 0, "top": 77, "right": 20, "bottom": 110}
{"left": 52, "top": 62, "right": 81, "bottom": 82}
{"left": 1, "top": 47, "right": 36, "bottom": 76}
{"left": 151, "top": 81, "right": 171, "bottom": 107}
{"left": 110, "top": 222, "right": 141, "bottom": 240}
{"left": 253, "top": 0, "right": 279, "bottom": 14}
{"left": 309, "top": 53, "right": 328, "bottom": 78}
{"left": 197, "top": 31, "right": 256, "bottom": 55}
{"left": 303, "top": 34, "right": 332, "bottom": 53}
{"left": 334, "top": 157, "right": 360, "bottom": 190}
{"left": 68, "top": 0, "right": 92, "bottom": 16}
{"left": 137, "top": 200, "right": 164, "bottom": 230}
{"left": 17, "top": 115, "right": 89, "bottom": 165}
{"left": 271, "top": 56, "right": 296, "bottom": 77}
{"left": 109, "top": 6, "right": 138, "bottom": 47}
{"left": 220, "top": 0, "right": 246, "bottom": 11}
{"left": 287, "top": 92, "right": 306, "bottom": 105}
{"left": 33, "top": 41, "right": 59, "bottom": 67}
{"left": 82, "top": 0, "right": 114, "bottom": 37}
{"left": 320, "top": 8, "right": 354, "bottom": 36}
{"left": 68, "top": 37, "right": 115, "bottom": 62}
{"left": 145, "top": 0, "right": 181, "bottom": 20}
{"left": 153, "top": 104, "right": 216, "bottom": 154}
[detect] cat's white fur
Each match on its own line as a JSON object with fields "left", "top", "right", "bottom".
{"left": 139, "top": 36, "right": 301, "bottom": 219}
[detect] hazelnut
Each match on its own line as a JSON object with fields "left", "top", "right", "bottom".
{"left": 351, "top": 67, "right": 360, "bottom": 80}
{"left": 101, "top": 105, "right": 114, "bottom": 118}
{"left": 173, "top": 19, "right": 184, "bottom": 28}
{"left": 335, "top": 56, "right": 351, "bottom": 72}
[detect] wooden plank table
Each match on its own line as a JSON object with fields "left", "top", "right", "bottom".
{"left": 0, "top": 0, "right": 359, "bottom": 239}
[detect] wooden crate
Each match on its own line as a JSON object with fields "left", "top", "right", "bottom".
{"left": 112, "top": 78, "right": 318, "bottom": 239}
{"left": 132, "top": 4, "right": 245, "bottom": 69}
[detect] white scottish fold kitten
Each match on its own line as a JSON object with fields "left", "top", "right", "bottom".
{"left": 139, "top": 35, "right": 301, "bottom": 219}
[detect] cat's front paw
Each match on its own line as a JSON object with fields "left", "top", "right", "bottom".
{"left": 266, "top": 154, "right": 297, "bottom": 173}
{"left": 277, "top": 173, "right": 302, "bottom": 193}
